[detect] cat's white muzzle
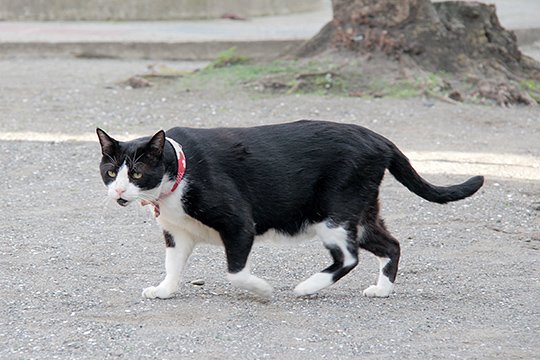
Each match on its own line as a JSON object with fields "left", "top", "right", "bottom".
{"left": 106, "top": 162, "right": 143, "bottom": 206}
{"left": 107, "top": 183, "right": 140, "bottom": 207}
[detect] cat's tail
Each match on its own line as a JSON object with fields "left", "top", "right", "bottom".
{"left": 388, "top": 146, "right": 484, "bottom": 204}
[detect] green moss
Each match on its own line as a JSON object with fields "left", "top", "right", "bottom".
{"left": 367, "top": 79, "right": 419, "bottom": 98}
{"left": 183, "top": 57, "right": 338, "bottom": 94}
{"left": 206, "top": 47, "right": 250, "bottom": 69}
{"left": 176, "top": 53, "right": 452, "bottom": 100}
{"left": 520, "top": 79, "right": 540, "bottom": 102}
{"left": 365, "top": 74, "right": 449, "bottom": 99}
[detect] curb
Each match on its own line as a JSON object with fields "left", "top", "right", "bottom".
{"left": 0, "top": 29, "right": 538, "bottom": 61}
{"left": 0, "top": 40, "right": 304, "bottom": 60}
{"left": 514, "top": 28, "right": 540, "bottom": 45}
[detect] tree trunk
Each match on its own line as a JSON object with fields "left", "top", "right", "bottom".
{"left": 295, "top": 0, "right": 540, "bottom": 105}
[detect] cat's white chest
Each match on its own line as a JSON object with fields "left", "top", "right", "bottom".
{"left": 153, "top": 180, "right": 320, "bottom": 246}
{"left": 156, "top": 194, "right": 223, "bottom": 246}
{"left": 156, "top": 198, "right": 320, "bottom": 247}
{"left": 255, "top": 227, "right": 319, "bottom": 244}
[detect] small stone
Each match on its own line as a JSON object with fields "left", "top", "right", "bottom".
{"left": 125, "top": 76, "right": 151, "bottom": 89}
{"left": 190, "top": 279, "right": 205, "bottom": 286}
{"left": 448, "top": 90, "right": 463, "bottom": 102}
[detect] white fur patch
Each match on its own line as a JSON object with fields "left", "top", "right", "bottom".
{"left": 107, "top": 161, "right": 170, "bottom": 205}
{"left": 363, "top": 257, "right": 394, "bottom": 298}
{"left": 157, "top": 180, "right": 223, "bottom": 246}
{"left": 142, "top": 236, "right": 194, "bottom": 299}
{"left": 153, "top": 192, "right": 364, "bottom": 298}
{"left": 159, "top": 194, "right": 333, "bottom": 247}
{"left": 107, "top": 162, "right": 139, "bottom": 202}
{"left": 294, "top": 272, "right": 334, "bottom": 296}
{"left": 255, "top": 226, "right": 318, "bottom": 244}
{"left": 227, "top": 267, "right": 273, "bottom": 298}
{"left": 315, "top": 222, "right": 356, "bottom": 267}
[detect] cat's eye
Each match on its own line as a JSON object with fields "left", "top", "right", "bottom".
{"left": 107, "top": 170, "right": 117, "bottom": 178}
{"left": 132, "top": 172, "right": 143, "bottom": 179}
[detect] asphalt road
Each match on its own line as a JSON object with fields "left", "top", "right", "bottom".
{"left": 1, "top": 58, "right": 539, "bottom": 359}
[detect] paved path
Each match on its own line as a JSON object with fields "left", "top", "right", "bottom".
{"left": 1, "top": 130, "right": 538, "bottom": 181}
{"left": 0, "top": 0, "right": 539, "bottom": 60}
{"left": 0, "top": 5, "right": 331, "bottom": 60}
{"left": 0, "top": 57, "right": 539, "bottom": 359}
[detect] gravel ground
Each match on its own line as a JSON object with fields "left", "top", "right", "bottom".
{"left": 0, "top": 58, "right": 539, "bottom": 359}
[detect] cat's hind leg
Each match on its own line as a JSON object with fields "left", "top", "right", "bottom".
{"left": 142, "top": 230, "right": 194, "bottom": 299}
{"left": 294, "top": 221, "right": 359, "bottom": 296}
{"left": 359, "top": 201, "right": 400, "bottom": 298}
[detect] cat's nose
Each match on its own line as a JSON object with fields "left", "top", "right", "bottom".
{"left": 115, "top": 188, "right": 126, "bottom": 197}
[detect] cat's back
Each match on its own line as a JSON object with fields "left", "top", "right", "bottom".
{"left": 164, "top": 120, "right": 395, "bottom": 230}
{"left": 166, "top": 120, "right": 390, "bottom": 155}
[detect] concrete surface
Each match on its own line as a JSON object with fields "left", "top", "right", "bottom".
{"left": 0, "top": 0, "right": 323, "bottom": 20}
{"left": 0, "top": 57, "right": 539, "bottom": 359}
{"left": 0, "top": 5, "right": 332, "bottom": 60}
{"left": 0, "top": 0, "right": 539, "bottom": 60}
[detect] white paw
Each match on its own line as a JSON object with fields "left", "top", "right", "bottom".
{"left": 142, "top": 285, "right": 176, "bottom": 299}
{"left": 294, "top": 273, "right": 333, "bottom": 296}
{"left": 227, "top": 269, "right": 273, "bottom": 298}
{"left": 362, "top": 285, "right": 392, "bottom": 298}
{"left": 293, "top": 282, "right": 314, "bottom": 297}
{"left": 253, "top": 282, "right": 274, "bottom": 298}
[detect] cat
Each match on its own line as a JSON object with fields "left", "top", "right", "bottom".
{"left": 96, "top": 120, "right": 484, "bottom": 299}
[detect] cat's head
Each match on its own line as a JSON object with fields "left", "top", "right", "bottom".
{"left": 96, "top": 128, "right": 170, "bottom": 207}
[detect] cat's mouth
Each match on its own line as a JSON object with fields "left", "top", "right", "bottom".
{"left": 117, "top": 198, "right": 129, "bottom": 207}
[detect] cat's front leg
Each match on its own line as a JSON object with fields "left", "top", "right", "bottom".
{"left": 142, "top": 230, "right": 194, "bottom": 299}
{"left": 221, "top": 227, "right": 273, "bottom": 298}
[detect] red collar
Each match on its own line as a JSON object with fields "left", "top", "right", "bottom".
{"left": 166, "top": 137, "right": 186, "bottom": 194}
{"left": 141, "top": 137, "right": 186, "bottom": 217}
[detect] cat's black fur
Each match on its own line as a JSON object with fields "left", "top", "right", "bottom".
{"left": 97, "top": 120, "right": 484, "bottom": 298}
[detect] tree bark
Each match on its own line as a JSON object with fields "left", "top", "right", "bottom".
{"left": 294, "top": 0, "right": 540, "bottom": 105}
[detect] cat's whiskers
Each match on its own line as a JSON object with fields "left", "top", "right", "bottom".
{"left": 123, "top": 154, "right": 132, "bottom": 168}
{"left": 136, "top": 193, "right": 161, "bottom": 206}
{"left": 132, "top": 151, "right": 145, "bottom": 166}
{"left": 99, "top": 196, "right": 115, "bottom": 211}
{"left": 103, "top": 153, "right": 117, "bottom": 165}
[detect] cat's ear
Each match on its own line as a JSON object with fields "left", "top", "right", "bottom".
{"left": 96, "top": 128, "right": 118, "bottom": 156}
{"left": 145, "top": 130, "right": 166, "bottom": 159}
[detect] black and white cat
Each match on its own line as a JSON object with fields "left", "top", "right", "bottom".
{"left": 97, "top": 120, "right": 483, "bottom": 299}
